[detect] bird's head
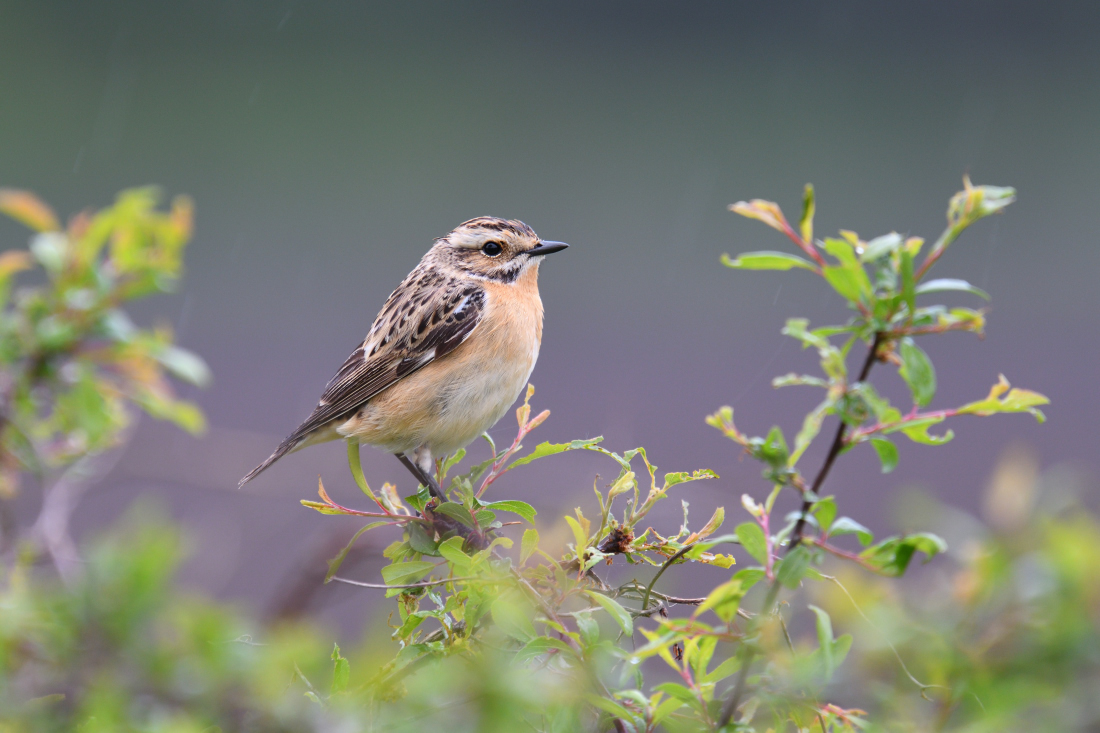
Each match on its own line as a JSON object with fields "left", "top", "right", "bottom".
{"left": 431, "top": 216, "right": 568, "bottom": 283}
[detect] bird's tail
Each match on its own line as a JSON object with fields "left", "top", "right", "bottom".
{"left": 237, "top": 435, "right": 302, "bottom": 488}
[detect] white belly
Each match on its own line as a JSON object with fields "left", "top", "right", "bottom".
{"left": 422, "top": 337, "right": 539, "bottom": 455}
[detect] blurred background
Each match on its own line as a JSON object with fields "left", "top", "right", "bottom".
{"left": 2, "top": 1, "right": 1097, "bottom": 637}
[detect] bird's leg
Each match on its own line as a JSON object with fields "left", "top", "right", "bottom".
{"left": 394, "top": 453, "right": 445, "bottom": 502}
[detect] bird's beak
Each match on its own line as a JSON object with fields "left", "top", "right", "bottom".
{"left": 529, "top": 240, "right": 569, "bottom": 256}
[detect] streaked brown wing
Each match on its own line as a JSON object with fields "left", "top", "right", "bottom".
{"left": 304, "top": 282, "right": 486, "bottom": 434}
{"left": 237, "top": 280, "right": 486, "bottom": 487}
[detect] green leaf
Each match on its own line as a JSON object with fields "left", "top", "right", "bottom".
{"left": 491, "top": 593, "right": 536, "bottom": 641}
{"left": 957, "top": 375, "right": 1050, "bottom": 423}
{"left": 900, "top": 249, "right": 916, "bottom": 316}
{"left": 733, "top": 567, "right": 766, "bottom": 590}
{"left": 775, "top": 545, "right": 811, "bottom": 589}
{"left": 516, "top": 636, "right": 573, "bottom": 662}
{"left": 898, "top": 338, "right": 937, "bottom": 407}
{"left": 812, "top": 497, "right": 837, "bottom": 533}
{"left": 520, "top": 528, "right": 539, "bottom": 565}
{"left": 694, "top": 578, "right": 746, "bottom": 623}
{"left": 587, "top": 695, "right": 636, "bottom": 722}
{"left": 916, "top": 278, "right": 990, "bottom": 300}
{"left": 483, "top": 500, "right": 536, "bottom": 524}
{"left": 894, "top": 417, "right": 954, "bottom": 445}
{"left": 565, "top": 515, "right": 589, "bottom": 553}
{"left": 735, "top": 523, "right": 768, "bottom": 565}
{"left": 791, "top": 398, "right": 831, "bottom": 466}
{"left": 860, "top": 533, "right": 947, "bottom": 576}
{"left": 807, "top": 605, "right": 836, "bottom": 680}
{"left": 822, "top": 266, "right": 866, "bottom": 304}
{"left": 381, "top": 561, "right": 436, "bottom": 586}
{"left": 782, "top": 318, "right": 847, "bottom": 380}
{"left": 331, "top": 644, "right": 350, "bottom": 694}
{"left": 651, "top": 696, "right": 688, "bottom": 725}
{"left": 702, "top": 655, "right": 742, "bottom": 685}
{"left": 507, "top": 437, "right": 603, "bottom": 469}
{"left": 436, "top": 536, "right": 471, "bottom": 574}
{"left": 586, "top": 591, "right": 633, "bottom": 635}
{"left": 800, "top": 183, "right": 815, "bottom": 244}
{"left": 664, "top": 468, "right": 719, "bottom": 487}
{"left": 870, "top": 438, "right": 898, "bottom": 474}
{"left": 721, "top": 251, "right": 816, "bottom": 271}
{"left": 653, "top": 682, "right": 698, "bottom": 706}
{"left": 828, "top": 517, "right": 874, "bottom": 546}
{"left": 431, "top": 501, "right": 475, "bottom": 528}
{"left": 326, "top": 522, "right": 389, "bottom": 582}
{"left": 406, "top": 521, "right": 440, "bottom": 555}
{"left": 860, "top": 233, "right": 903, "bottom": 262}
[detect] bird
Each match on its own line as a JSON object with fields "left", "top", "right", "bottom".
{"left": 238, "top": 216, "right": 568, "bottom": 498}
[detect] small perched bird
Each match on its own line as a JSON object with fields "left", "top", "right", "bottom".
{"left": 238, "top": 217, "right": 568, "bottom": 496}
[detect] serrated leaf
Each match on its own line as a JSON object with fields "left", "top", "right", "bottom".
{"left": 664, "top": 468, "right": 718, "bottom": 487}
{"left": 870, "top": 438, "right": 898, "bottom": 474}
{"left": 735, "top": 522, "right": 768, "bottom": 565}
{"left": 483, "top": 499, "right": 536, "bottom": 524}
{"left": 586, "top": 591, "right": 633, "bottom": 635}
{"left": 507, "top": 437, "right": 603, "bottom": 469}
{"left": 896, "top": 418, "right": 954, "bottom": 446}
{"left": 957, "top": 374, "right": 1050, "bottom": 423}
{"left": 721, "top": 251, "right": 816, "bottom": 271}
{"left": 331, "top": 644, "right": 350, "bottom": 694}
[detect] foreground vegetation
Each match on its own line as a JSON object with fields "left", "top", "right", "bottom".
{"left": 1, "top": 183, "right": 1094, "bottom": 732}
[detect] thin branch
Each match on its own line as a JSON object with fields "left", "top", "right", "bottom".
{"left": 789, "top": 331, "right": 883, "bottom": 548}
{"left": 641, "top": 543, "right": 694, "bottom": 613}
{"left": 719, "top": 333, "right": 884, "bottom": 729}
{"left": 332, "top": 575, "right": 479, "bottom": 590}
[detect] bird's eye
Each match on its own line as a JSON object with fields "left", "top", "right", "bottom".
{"left": 481, "top": 241, "right": 503, "bottom": 257}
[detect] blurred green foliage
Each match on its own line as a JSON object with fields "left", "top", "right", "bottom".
{"left": 0, "top": 188, "right": 208, "bottom": 499}
{"left": 1, "top": 184, "right": 1092, "bottom": 732}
